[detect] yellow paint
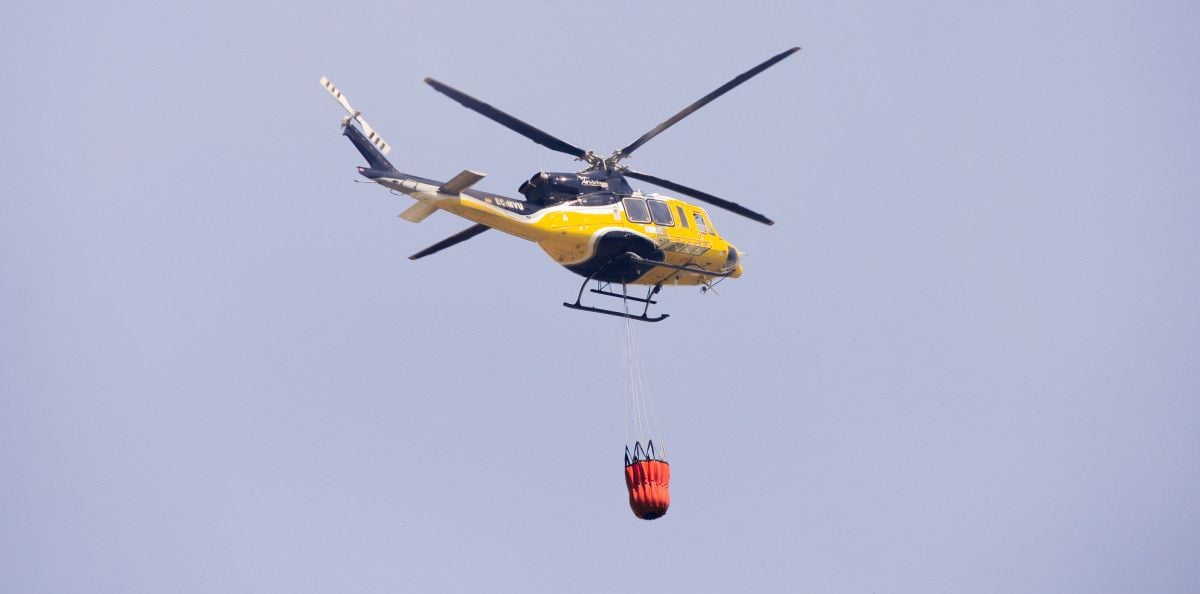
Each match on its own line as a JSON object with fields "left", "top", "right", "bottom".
{"left": 385, "top": 180, "right": 744, "bottom": 285}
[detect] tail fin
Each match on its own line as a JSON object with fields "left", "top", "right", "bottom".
{"left": 343, "top": 125, "right": 396, "bottom": 173}
{"left": 320, "top": 76, "right": 397, "bottom": 173}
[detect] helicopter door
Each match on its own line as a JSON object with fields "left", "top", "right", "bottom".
{"left": 679, "top": 210, "right": 712, "bottom": 255}
{"left": 650, "top": 201, "right": 710, "bottom": 256}
{"left": 647, "top": 199, "right": 675, "bottom": 228}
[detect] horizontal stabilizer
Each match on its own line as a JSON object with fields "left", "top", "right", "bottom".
{"left": 438, "top": 170, "right": 486, "bottom": 194}
{"left": 399, "top": 201, "right": 438, "bottom": 223}
{"left": 320, "top": 76, "right": 392, "bottom": 155}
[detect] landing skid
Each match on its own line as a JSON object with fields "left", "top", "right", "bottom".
{"left": 590, "top": 285, "right": 657, "bottom": 305}
{"left": 563, "top": 253, "right": 667, "bottom": 322}
{"left": 564, "top": 282, "right": 668, "bottom": 323}
{"left": 562, "top": 252, "right": 735, "bottom": 322}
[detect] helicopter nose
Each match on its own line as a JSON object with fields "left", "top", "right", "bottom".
{"left": 723, "top": 245, "right": 743, "bottom": 278}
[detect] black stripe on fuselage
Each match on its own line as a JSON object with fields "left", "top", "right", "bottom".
{"left": 565, "top": 230, "right": 665, "bottom": 283}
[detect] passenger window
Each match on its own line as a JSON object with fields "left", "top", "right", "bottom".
{"left": 647, "top": 199, "right": 674, "bottom": 226}
{"left": 623, "top": 198, "right": 651, "bottom": 223}
{"left": 676, "top": 206, "right": 689, "bottom": 228}
{"left": 693, "top": 211, "right": 709, "bottom": 234}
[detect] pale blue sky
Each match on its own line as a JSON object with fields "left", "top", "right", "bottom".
{"left": 3, "top": 1, "right": 1199, "bottom": 592}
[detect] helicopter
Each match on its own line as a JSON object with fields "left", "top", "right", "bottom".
{"left": 321, "top": 47, "right": 799, "bottom": 322}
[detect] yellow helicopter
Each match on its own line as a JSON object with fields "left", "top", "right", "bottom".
{"left": 321, "top": 47, "right": 799, "bottom": 322}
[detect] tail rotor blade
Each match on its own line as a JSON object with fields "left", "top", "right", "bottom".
{"left": 320, "top": 76, "right": 392, "bottom": 155}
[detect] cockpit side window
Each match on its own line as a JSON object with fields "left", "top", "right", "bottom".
{"left": 693, "top": 211, "right": 709, "bottom": 234}
{"left": 647, "top": 199, "right": 674, "bottom": 226}
{"left": 623, "top": 198, "right": 651, "bottom": 223}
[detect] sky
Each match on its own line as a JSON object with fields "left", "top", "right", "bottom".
{"left": 2, "top": 0, "right": 1199, "bottom": 592}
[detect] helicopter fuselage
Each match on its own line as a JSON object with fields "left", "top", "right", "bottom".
{"left": 323, "top": 45, "right": 798, "bottom": 318}
{"left": 321, "top": 42, "right": 801, "bottom": 309}
{"left": 362, "top": 165, "right": 742, "bottom": 286}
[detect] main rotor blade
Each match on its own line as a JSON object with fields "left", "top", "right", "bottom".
{"left": 618, "top": 47, "right": 801, "bottom": 158}
{"left": 409, "top": 223, "right": 491, "bottom": 260}
{"left": 424, "top": 78, "right": 589, "bottom": 160}
{"left": 622, "top": 169, "right": 775, "bottom": 226}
